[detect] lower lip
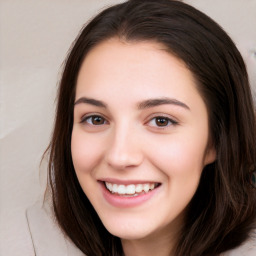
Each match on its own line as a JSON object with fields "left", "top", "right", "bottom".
{"left": 100, "top": 182, "right": 160, "bottom": 208}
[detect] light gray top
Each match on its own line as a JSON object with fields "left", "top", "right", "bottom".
{"left": 26, "top": 200, "right": 256, "bottom": 256}
{"left": 26, "top": 200, "right": 84, "bottom": 256}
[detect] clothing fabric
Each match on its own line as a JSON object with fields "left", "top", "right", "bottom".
{"left": 26, "top": 200, "right": 256, "bottom": 256}
{"left": 26, "top": 200, "right": 84, "bottom": 256}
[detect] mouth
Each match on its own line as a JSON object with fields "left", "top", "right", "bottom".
{"left": 100, "top": 180, "right": 162, "bottom": 207}
{"left": 104, "top": 181, "right": 161, "bottom": 197}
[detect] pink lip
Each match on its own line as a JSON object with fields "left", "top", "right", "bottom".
{"left": 99, "top": 181, "right": 161, "bottom": 208}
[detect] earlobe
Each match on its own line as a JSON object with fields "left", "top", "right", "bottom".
{"left": 204, "top": 146, "right": 216, "bottom": 166}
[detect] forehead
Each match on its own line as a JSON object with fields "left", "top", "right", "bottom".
{"left": 76, "top": 38, "right": 199, "bottom": 98}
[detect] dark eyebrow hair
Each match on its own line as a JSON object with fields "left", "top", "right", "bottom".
{"left": 74, "top": 97, "right": 107, "bottom": 108}
{"left": 138, "top": 97, "right": 190, "bottom": 110}
{"left": 74, "top": 96, "right": 189, "bottom": 110}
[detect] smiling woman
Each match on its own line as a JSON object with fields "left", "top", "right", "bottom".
{"left": 71, "top": 39, "right": 215, "bottom": 249}
{"left": 27, "top": 0, "right": 256, "bottom": 255}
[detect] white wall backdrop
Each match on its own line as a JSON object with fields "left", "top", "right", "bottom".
{"left": 0, "top": 0, "right": 255, "bottom": 255}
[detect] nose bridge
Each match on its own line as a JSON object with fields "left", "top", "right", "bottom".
{"left": 105, "top": 121, "right": 142, "bottom": 169}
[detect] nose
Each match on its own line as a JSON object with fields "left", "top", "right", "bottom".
{"left": 104, "top": 124, "right": 143, "bottom": 170}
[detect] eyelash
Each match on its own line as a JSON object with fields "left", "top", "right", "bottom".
{"left": 80, "top": 114, "right": 108, "bottom": 126}
{"left": 147, "top": 116, "right": 178, "bottom": 128}
{"left": 80, "top": 114, "right": 178, "bottom": 129}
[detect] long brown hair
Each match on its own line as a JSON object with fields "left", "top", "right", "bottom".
{"left": 46, "top": 0, "right": 256, "bottom": 255}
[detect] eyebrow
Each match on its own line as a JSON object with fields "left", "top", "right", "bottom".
{"left": 74, "top": 97, "right": 107, "bottom": 108}
{"left": 74, "top": 96, "right": 190, "bottom": 110}
{"left": 138, "top": 97, "right": 190, "bottom": 110}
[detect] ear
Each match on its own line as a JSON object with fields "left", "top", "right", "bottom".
{"left": 203, "top": 145, "right": 216, "bottom": 166}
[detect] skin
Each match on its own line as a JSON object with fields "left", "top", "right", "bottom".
{"left": 71, "top": 38, "right": 216, "bottom": 256}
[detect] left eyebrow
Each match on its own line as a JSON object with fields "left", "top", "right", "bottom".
{"left": 74, "top": 97, "right": 107, "bottom": 108}
{"left": 137, "top": 97, "right": 190, "bottom": 110}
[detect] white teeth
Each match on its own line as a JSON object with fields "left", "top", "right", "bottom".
{"left": 126, "top": 184, "right": 136, "bottom": 194}
{"left": 112, "top": 184, "right": 118, "bottom": 193}
{"left": 106, "top": 182, "right": 112, "bottom": 191}
{"left": 105, "top": 182, "right": 157, "bottom": 195}
{"left": 118, "top": 185, "right": 126, "bottom": 194}
{"left": 135, "top": 184, "right": 143, "bottom": 193}
{"left": 143, "top": 184, "right": 150, "bottom": 193}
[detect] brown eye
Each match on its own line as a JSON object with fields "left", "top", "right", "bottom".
{"left": 155, "top": 117, "right": 169, "bottom": 126}
{"left": 91, "top": 116, "right": 105, "bottom": 125}
{"left": 147, "top": 116, "right": 178, "bottom": 128}
{"left": 82, "top": 115, "right": 107, "bottom": 125}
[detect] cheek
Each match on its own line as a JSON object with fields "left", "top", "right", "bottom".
{"left": 146, "top": 132, "right": 208, "bottom": 198}
{"left": 148, "top": 136, "right": 206, "bottom": 175}
{"left": 149, "top": 136, "right": 206, "bottom": 209}
{"left": 71, "top": 129, "right": 104, "bottom": 174}
{"left": 71, "top": 129, "right": 107, "bottom": 205}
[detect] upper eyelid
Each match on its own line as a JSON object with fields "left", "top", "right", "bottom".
{"left": 80, "top": 113, "right": 109, "bottom": 123}
{"left": 144, "top": 113, "right": 179, "bottom": 123}
{"left": 147, "top": 116, "right": 178, "bottom": 126}
{"left": 78, "top": 112, "right": 179, "bottom": 125}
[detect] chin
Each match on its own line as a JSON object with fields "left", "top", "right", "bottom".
{"left": 99, "top": 214, "right": 164, "bottom": 240}
{"left": 108, "top": 227, "right": 153, "bottom": 240}
{"left": 102, "top": 218, "right": 154, "bottom": 240}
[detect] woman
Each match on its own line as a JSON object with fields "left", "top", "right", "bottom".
{"left": 27, "top": 0, "right": 256, "bottom": 255}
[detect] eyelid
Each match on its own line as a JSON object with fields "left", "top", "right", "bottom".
{"left": 145, "top": 114, "right": 179, "bottom": 128}
{"left": 78, "top": 112, "right": 178, "bottom": 129}
{"left": 80, "top": 113, "right": 109, "bottom": 125}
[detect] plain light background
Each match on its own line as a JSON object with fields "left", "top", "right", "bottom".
{"left": 0, "top": 1, "right": 255, "bottom": 255}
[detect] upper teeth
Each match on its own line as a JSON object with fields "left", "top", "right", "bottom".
{"left": 105, "top": 182, "right": 157, "bottom": 195}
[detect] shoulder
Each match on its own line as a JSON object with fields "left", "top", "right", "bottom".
{"left": 222, "top": 231, "right": 256, "bottom": 256}
{"left": 26, "top": 199, "right": 84, "bottom": 256}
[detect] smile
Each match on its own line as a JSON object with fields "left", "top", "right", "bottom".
{"left": 101, "top": 181, "right": 162, "bottom": 207}
{"left": 104, "top": 182, "right": 160, "bottom": 196}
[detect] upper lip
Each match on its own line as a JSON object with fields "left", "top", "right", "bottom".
{"left": 99, "top": 178, "right": 161, "bottom": 185}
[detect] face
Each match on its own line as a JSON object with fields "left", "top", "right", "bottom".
{"left": 71, "top": 38, "right": 215, "bottom": 242}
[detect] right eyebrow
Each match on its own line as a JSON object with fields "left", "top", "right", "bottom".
{"left": 74, "top": 97, "right": 107, "bottom": 108}
{"left": 137, "top": 97, "right": 190, "bottom": 110}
